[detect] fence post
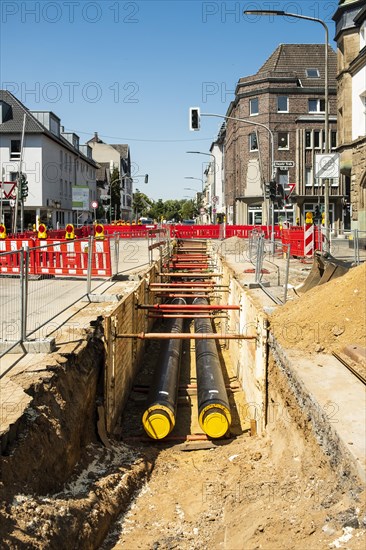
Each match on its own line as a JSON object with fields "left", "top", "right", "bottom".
{"left": 283, "top": 244, "right": 291, "bottom": 303}
{"left": 353, "top": 229, "right": 358, "bottom": 265}
{"left": 20, "top": 248, "right": 24, "bottom": 342}
{"left": 114, "top": 233, "right": 119, "bottom": 276}
{"left": 87, "top": 235, "right": 93, "bottom": 295}
{"left": 255, "top": 235, "right": 265, "bottom": 283}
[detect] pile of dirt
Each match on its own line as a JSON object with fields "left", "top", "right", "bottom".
{"left": 270, "top": 263, "right": 366, "bottom": 354}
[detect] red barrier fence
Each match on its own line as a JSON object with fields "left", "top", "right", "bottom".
{"left": 0, "top": 238, "right": 112, "bottom": 277}
{"left": 282, "top": 225, "right": 324, "bottom": 257}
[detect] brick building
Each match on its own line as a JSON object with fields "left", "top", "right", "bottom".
{"left": 224, "top": 44, "right": 340, "bottom": 229}
{"left": 333, "top": 0, "right": 366, "bottom": 233}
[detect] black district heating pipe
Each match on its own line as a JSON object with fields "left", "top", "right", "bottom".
{"left": 142, "top": 298, "right": 186, "bottom": 439}
{"left": 194, "top": 297, "right": 232, "bottom": 438}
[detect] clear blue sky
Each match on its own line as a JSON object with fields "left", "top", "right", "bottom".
{"left": 1, "top": 0, "right": 338, "bottom": 200}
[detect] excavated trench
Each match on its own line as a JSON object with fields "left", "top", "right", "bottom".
{"left": 0, "top": 247, "right": 365, "bottom": 549}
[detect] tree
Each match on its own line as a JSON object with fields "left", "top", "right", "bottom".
{"left": 110, "top": 166, "right": 121, "bottom": 219}
{"left": 133, "top": 188, "right": 153, "bottom": 220}
{"left": 180, "top": 199, "right": 196, "bottom": 220}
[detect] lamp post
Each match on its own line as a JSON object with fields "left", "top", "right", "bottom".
{"left": 244, "top": 8, "right": 330, "bottom": 252}
{"left": 186, "top": 151, "right": 216, "bottom": 223}
{"left": 198, "top": 113, "right": 275, "bottom": 250}
{"left": 184, "top": 176, "right": 205, "bottom": 192}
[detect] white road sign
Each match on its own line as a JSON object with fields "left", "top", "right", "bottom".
{"left": 273, "top": 160, "right": 295, "bottom": 168}
{"left": 315, "top": 154, "right": 340, "bottom": 179}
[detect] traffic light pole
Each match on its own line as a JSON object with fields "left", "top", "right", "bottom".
{"left": 200, "top": 113, "right": 276, "bottom": 250}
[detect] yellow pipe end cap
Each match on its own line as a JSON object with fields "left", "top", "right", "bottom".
{"left": 202, "top": 409, "right": 230, "bottom": 439}
{"left": 143, "top": 410, "right": 172, "bottom": 440}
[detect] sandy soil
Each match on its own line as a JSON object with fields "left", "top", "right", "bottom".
{"left": 270, "top": 263, "right": 366, "bottom": 355}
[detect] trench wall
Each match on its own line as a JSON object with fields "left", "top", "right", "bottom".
{"left": 218, "top": 256, "right": 269, "bottom": 433}
{"left": 103, "top": 265, "right": 158, "bottom": 434}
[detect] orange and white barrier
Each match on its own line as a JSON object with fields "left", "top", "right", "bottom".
{"left": 0, "top": 238, "right": 112, "bottom": 278}
{"left": 34, "top": 239, "right": 112, "bottom": 277}
{"left": 0, "top": 239, "right": 36, "bottom": 273}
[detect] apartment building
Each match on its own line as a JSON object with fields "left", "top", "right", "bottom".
{"left": 0, "top": 90, "right": 98, "bottom": 229}
{"left": 87, "top": 133, "right": 132, "bottom": 220}
{"left": 333, "top": 0, "right": 366, "bottom": 233}
{"left": 224, "top": 44, "right": 340, "bottom": 229}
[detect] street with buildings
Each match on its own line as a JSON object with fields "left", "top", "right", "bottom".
{"left": 0, "top": 1, "right": 365, "bottom": 549}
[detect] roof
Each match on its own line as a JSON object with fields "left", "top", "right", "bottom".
{"left": 110, "top": 144, "right": 129, "bottom": 158}
{"left": 0, "top": 90, "right": 98, "bottom": 167}
{"left": 0, "top": 90, "right": 46, "bottom": 133}
{"left": 251, "top": 44, "right": 337, "bottom": 87}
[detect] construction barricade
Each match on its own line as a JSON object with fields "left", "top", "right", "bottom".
{"left": 0, "top": 238, "right": 112, "bottom": 277}
{"left": 281, "top": 225, "right": 324, "bottom": 258}
{"left": 0, "top": 238, "right": 37, "bottom": 274}
{"left": 34, "top": 239, "right": 112, "bottom": 277}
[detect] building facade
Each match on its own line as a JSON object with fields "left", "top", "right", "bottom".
{"left": 224, "top": 44, "right": 341, "bottom": 229}
{"left": 333, "top": 0, "right": 366, "bottom": 233}
{"left": 87, "top": 133, "right": 132, "bottom": 220}
{"left": 0, "top": 90, "right": 98, "bottom": 230}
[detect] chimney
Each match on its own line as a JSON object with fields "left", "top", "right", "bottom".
{"left": 94, "top": 132, "right": 98, "bottom": 142}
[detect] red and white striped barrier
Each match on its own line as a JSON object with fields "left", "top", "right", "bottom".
{"left": 0, "top": 239, "right": 36, "bottom": 273}
{"left": 304, "top": 224, "right": 314, "bottom": 257}
{"left": 0, "top": 239, "right": 112, "bottom": 278}
{"left": 34, "top": 240, "right": 112, "bottom": 277}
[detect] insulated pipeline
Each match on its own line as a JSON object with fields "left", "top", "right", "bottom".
{"left": 194, "top": 297, "right": 232, "bottom": 438}
{"left": 142, "top": 298, "right": 186, "bottom": 439}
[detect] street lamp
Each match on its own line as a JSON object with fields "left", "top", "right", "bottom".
{"left": 186, "top": 151, "right": 216, "bottom": 223}
{"left": 244, "top": 8, "right": 330, "bottom": 252}
{"left": 184, "top": 176, "right": 205, "bottom": 192}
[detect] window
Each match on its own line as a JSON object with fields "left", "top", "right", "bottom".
{"left": 305, "top": 167, "right": 313, "bottom": 186}
{"left": 277, "top": 96, "right": 288, "bottom": 112}
{"left": 306, "top": 68, "right": 320, "bottom": 78}
{"left": 249, "top": 97, "right": 259, "bottom": 116}
{"left": 308, "top": 99, "right": 325, "bottom": 113}
{"left": 60, "top": 179, "right": 63, "bottom": 197}
{"left": 60, "top": 150, "right": 63, "bottom": 169}
{"left": 313, "top": 130, "right": 321, "bottom": 149}
{"left": 305, "top": 130, "right": 312, "bottom": 148}
{"left": 331, "top": 131, "right": 337, "bottom": 149}
{"left": 10, "top": 140, "right": 21, "bottom": 160}
{"left": 249, "top": 133, "right": 258, "bottom": 151}
{"left": 278, "top": 169, "right": 289, "bottom": 186}
{"left": 278, "top": 132, "right": 289, "bottom": 149}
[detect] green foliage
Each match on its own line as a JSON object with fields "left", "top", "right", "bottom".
{"left": 133, "top": 189, "right": 153, "bottom": 218}
{"left": 110, "top": 167, "right": 121, "bottom": 219}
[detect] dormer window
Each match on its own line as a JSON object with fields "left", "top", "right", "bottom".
{"left": 306, "top": 68, "right": 320, "bottom": 78}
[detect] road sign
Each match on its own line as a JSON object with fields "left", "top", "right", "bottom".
{"left": 91, "top": 200, "right": 98, "bottom": 209}
{"left": 315, "top": 154, "right": 339, "bottom": 179}
{"left": 0, "top": 182, "right": 17, "bottom": 199}
{"left": 273, "top": 160, "right": 295, "bottom": 169}
{"left": 212, "top": 196, "right": 219, "bottom": 204}
{"left": 284, "top": 183, "right": 296, "bottom": 196}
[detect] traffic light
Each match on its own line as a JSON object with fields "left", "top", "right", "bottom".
{"left": 264, "top": 183, "right": 270, "bottom": 199}
{"left": 189, "top": 107, "right": 200, "bottom": 131}
{"left": 314, "top": 204, "right": 321, "bottom": 222}
{"left": 144, "top": 174, "right": 149, "bottom": 184}
{"left": 0, "top": 224, "right": 6, "bottom": 239}
{"left": 19, "top": 173, "right": 28, "bottom": 199}
{"left": 269, "top": 180, "right": 276, "bottom": 201}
